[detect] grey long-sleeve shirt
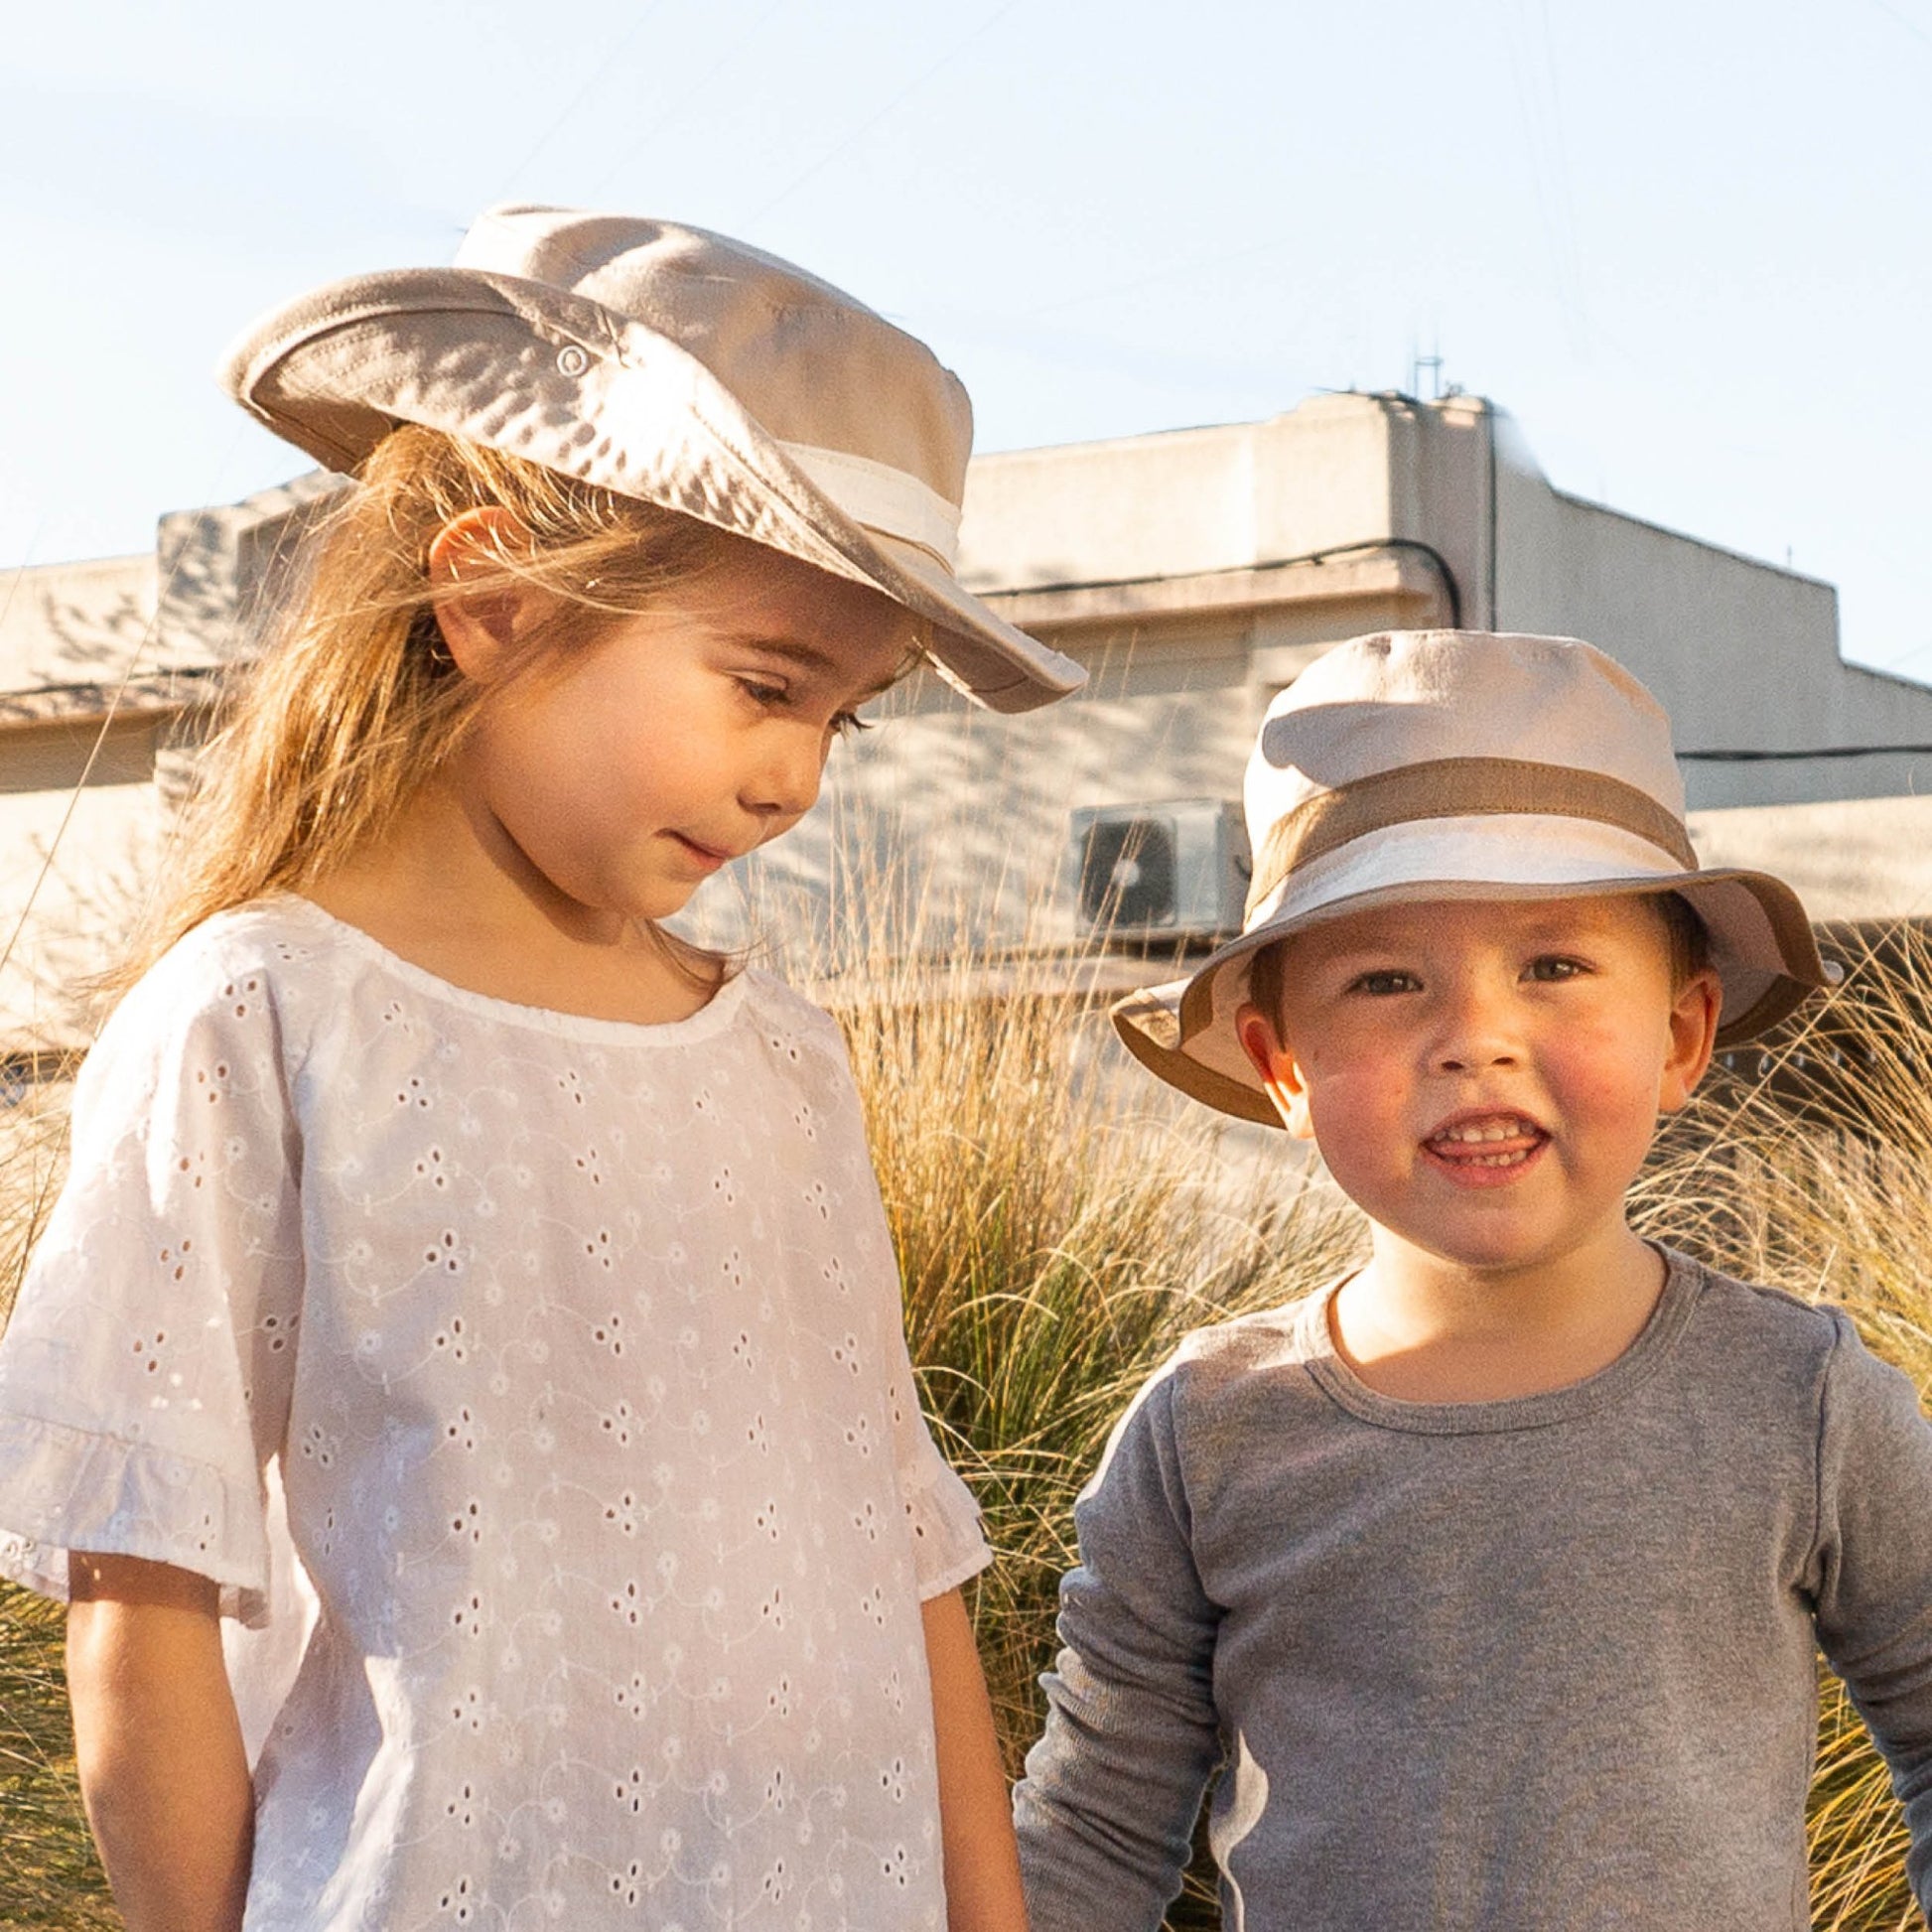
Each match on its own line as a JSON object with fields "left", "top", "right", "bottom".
{"left": 1014, "top": 1250, "right": 1932, "bottom": 1930}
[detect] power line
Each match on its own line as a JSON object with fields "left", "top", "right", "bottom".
{"left": 588, "top": 0, "right": 789, "bottom": 199}
{"left": 742, "top": 0, "right": 1021, "bottom": 225}
{"left": 990, "top": 536, "right": 1465, "bottom": 630}
{"left": 1863, "top": 0, "right": 1932, "bottom": 50}
{"left": 1679, "top": 743, "right": 1932, "bottom": 762}
{"left": 494, "top": 0, "right": 677, "bottom": 202}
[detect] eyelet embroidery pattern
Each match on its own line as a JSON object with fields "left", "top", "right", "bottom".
{"left": 0, "top": 900, "right": 988, "bottom": 1930}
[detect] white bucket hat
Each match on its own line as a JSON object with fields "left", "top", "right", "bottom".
{"left": 1113, "top": 629, "right": 1830, "bottom": 1126}
{"left": 219, "top": 203, "right": 1084, "bottom": 714}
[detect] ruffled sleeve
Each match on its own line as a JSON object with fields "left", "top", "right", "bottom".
{"left": 846, "top": 1109, "right": 991, "bottom": 1599}
{"left": 893, "top": 1392, "right": 993, "bottom": 1600}
{"left": 0, "top": 934, "right": 303, "bottom": 1625}
{"left": 785, "top": 985, "right": 993, "bottom": 1602}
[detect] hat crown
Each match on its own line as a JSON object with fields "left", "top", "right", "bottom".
{"left": 455, "top": 204, "right": 972, "bottom": 507}
{"left": 1248, "top": 630, "right": 1686, "bottom": 840}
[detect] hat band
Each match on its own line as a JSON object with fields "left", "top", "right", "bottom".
{"left": 778, "top": 442, "right": 962, "bottom": 569}
{"left": 1246, "top": 756, "right": 1697, "bottom": 921}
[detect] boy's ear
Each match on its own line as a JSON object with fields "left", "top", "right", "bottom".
{"left": 1657, "top": 966, "right": 1723, "bottom": 1115}
{"left": 426, "top": 506, "right": 551, "bottom": 684}
{"left": 1236, "top": 1001, "right": 1317, "bottom": 1141}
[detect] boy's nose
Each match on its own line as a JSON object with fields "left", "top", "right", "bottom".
{"left": 1431, "top": 985, "right": 1521, "bottom": 1072}
{"left": 1437, "top": 1042, "right": 1520, "bottom": 1072}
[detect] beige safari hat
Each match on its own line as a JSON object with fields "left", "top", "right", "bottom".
{"left": 1113, "top": 629, "right": 1830, "bottom": 1126}
{"left": 219, "top": 203, "right": 1084, "bottom": 714}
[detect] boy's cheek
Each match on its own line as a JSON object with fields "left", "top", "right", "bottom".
{"left": 1548, "top": 1026, "right": 1672, "bottom": 1116}
{"left": 1303, "top": 1074, "right": 1403, "bottom": 1171}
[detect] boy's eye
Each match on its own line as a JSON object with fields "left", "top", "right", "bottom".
{"left": 829, "top": 711, "right": 872, "bottom": 739}
{"left": 1349, "top": 969, "right": 1420, "bottom": 996}
{"left": 1525, "top": 955, "right": 1585, "bottom": 982}
{"left": 737, "top": 677, "right": 788, "bottom": 707}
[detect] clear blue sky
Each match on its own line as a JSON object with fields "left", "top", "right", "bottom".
{"left": 6, "top": 0, "right": 1929, "bottom": 676}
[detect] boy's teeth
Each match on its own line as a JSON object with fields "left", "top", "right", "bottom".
{"left": 1428, "top": 1118, "right": 1541, "bottom": 1169}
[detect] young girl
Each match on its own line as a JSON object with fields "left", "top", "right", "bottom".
{"left": 0, "top": 205, "right": 1083, "bottom": 1931}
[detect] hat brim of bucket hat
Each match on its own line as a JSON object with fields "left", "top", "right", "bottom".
{"left": 1112, "top": 837, "right": 1830, "bottom": 1128}
{"left": 219, "top": 268, "right": 1085, "bottom": 715}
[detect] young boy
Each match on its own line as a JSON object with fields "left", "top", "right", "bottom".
{"left": 1014, "top": 630, "right": 1932, "bottom": 1930}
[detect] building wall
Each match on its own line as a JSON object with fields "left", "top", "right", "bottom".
{"left": 732, "top": 392, "right": 1932, "bottom": 961}
{"left": 967, "top": 394, "right": 1932, "bottom": 809}
{"left": 0, "top": 554, "right": 159, "bottom": 696}
{"left": 958, "top": 395, "right": 1401, "bottom": 594}
{"left": 0, "top": 556, "right": 175, "bottom": 1058}
{"left": 9, "top": 396, "right": 1932, "bottom": 1048}
{"left": 1490, "top": 453, "right": 1931, "bottom": 805}
{"left": 1689, "top": 794, "right": 1932, "bottom": 922}
{"left": 0, "top": 779, "right": 161, "bottom": 1056}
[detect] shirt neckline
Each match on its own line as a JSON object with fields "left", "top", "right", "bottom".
{"left": 1296, "top": 1245, "right": 1703, "bottom": 1435}
{"left": 260, "top": 895, "right": 756, "bottom": 1046}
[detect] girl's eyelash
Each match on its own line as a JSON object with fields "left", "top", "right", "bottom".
{"left": 734, "top": 678, "right": 870, "bottom": 736}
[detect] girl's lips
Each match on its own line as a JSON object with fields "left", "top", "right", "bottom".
{"left": 668, "top": 832, "right": 732, "bottom": 872}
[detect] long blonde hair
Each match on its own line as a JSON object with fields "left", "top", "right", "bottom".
{"left": 110, "top": 426, "right": 732, "bottom": 996}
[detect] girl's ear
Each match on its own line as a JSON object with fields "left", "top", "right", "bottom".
{"left": 1236, "top": 1002, "right": 1317, "bottom": 1140}
{"left": 426, "top": 506, "right": 551, "bottom": 684}
{"left": 1657, "top": 966, "right": 1723, "bottom": 1115}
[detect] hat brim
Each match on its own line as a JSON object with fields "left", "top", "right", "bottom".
{"left": 1112, "top": 838, "right": 1830, "bottom": 1127}
{"left": 219, "top": 268, "right": 1084, "bottom": 715}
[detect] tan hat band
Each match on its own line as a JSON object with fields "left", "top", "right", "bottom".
{"left": 1246, "top": 756, "right": 1698, "bottom": 919}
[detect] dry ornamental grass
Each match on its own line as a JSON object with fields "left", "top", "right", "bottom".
{"left": 0, "top": 924, "right": 1928, "bottom": 1927}
{"left": 0, "top": 1077, "right": 120, "bottom": 1926}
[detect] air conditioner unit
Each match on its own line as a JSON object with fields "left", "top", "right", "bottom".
{"left": 1068, "top": 800, "right": 1252, "bottom": 943}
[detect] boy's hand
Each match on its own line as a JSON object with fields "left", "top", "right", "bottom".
{"left": 67, "top": 1552, "right": 253, "bottom": 1932}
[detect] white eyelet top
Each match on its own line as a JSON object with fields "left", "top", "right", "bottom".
{"left": 0, "top": 897, "right": 988, "bottom": 1930}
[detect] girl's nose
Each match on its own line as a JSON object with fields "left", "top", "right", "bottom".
{"left": 747, "top": 729, "right": 827, "bottom": 823}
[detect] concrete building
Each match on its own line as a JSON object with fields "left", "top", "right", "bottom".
{"left": 0, "top": 550, "right": 172, "bottom": 1066}
{"left": 4, "top": 393, "right": 1931, "bottom": 1059}
{"left": 725, "top": 390, "right": 1932, "bottom": 971}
